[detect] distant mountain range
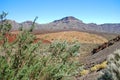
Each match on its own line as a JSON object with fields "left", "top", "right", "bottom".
{"left": 5, "top": 16, "right": 120, "bottom": 34}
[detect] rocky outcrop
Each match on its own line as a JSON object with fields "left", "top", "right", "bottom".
{"left": 91, "top": 35, "right": 120, "bottom": 54}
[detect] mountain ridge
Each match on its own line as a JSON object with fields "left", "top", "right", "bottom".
{"left": 3, "top": 16, "right": 120, "bottom": 34}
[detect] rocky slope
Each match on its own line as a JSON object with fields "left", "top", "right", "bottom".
{"left": 77, "top": 35, "right": 120, "bottom": 80}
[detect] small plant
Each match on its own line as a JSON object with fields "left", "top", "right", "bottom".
{"left": 99, "top": 61, "right": 107, "bottom": 69}
{"left": 78, "top": 61, "right": 107, "bottom": 76}
{"left": 90, "top": 65, "right": 98, "bottom": 72}
{"left": 98, "top": 70, "right": 113, "bottom": 80}
{"left": 91, "top": 61, "right": 107, "bottom": 72}
{"left": 80, "top": 70, "right": 89, "bottom": 76}
{"left": 98, "top": 49, "right": 120, "bottom": 80}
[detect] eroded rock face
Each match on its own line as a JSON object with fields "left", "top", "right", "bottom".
{"left": 91, "top": 35, "right": 120, "bottom": 54}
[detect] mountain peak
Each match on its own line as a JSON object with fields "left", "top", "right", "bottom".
{"left": 53, "top": 16, "right": 83, "bottom": 23}
{"left": 61, "top": 16, "right": 79, "bottom": 20}
{"left": 22, "top": 21, "right": 33, "bottom": 23}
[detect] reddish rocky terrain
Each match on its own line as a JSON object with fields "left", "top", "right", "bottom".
{"left": 0, "top": 32, "right": 51, "bottom": 44}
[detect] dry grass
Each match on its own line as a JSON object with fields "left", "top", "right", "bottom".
{"left": 36, "top": 31, "right": 108, "bottom": 44}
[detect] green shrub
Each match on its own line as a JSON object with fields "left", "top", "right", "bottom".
{"left": 0, "top": 12, "right": 42, "bottom": 80}
{"left": 98, "top": 70, "right": 113, "bottom": 80}
{"left": 0, "top": 12, "right": 82, "bottom": 80}
{"left": 47, "top": 41, "right": 81, "bottom": 79}
{"left": 98, "top": 49, "right": 120, "bottom": 80}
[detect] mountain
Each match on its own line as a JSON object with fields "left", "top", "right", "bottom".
{"left": 53, "top": 16, "right": 83, "bottom": 23}
{"left": 3, "top": 16, "right": 120, "bottom": 34}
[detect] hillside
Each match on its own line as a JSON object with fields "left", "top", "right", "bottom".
{"left": 78, "top": 39, "right": 120, "bottom": 80}
{"left": 36, "top": 31, "right": 108, "bottom": 44}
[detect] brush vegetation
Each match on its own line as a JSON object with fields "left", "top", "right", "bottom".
{"left": 98, "top": 50, "right": 120, "bottom": 80}
{"left": 0, "top": 12, "right": 82, "bottom": 80}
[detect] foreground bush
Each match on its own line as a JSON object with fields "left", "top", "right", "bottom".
{"left": 0, "top": 12, "right": 82, "bottom": 80}
{"left": 98, "top": 50, "right": 120, "bottom": 80}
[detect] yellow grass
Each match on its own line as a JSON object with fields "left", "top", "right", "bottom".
{"left": 90, "top": 61, "right": 107, "bottom": 72}
{"left": 80, "top": 70, "right": 89, "bottom": 76}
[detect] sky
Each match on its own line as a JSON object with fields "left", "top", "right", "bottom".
{"left": 0, "top": 0, "right": 120, "bottom": 24}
